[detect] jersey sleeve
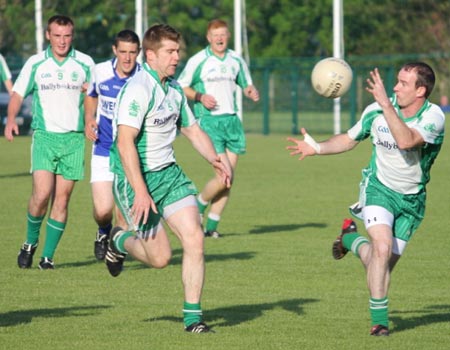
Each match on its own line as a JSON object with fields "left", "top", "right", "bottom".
{"left": 235, "top": 56, "right": 254, "bottom": 89}
{"left": 347, "top": 102, "right": 380, "bottom": 141}
{"left": 12, "top": 55, "right": 40, "bottom": 98}
{"left": 413, "top": 103, "right": 445, "bottom": 145}
{"left": 115, "top": 80, "right": 149, "bottom": 130}
{"left": 0, "top": 54, "right": 12, "bottom": 82}
{"left": 86, "top": 65, "right": 98, "bottom": 98}
{"left": 177, "top": 58, "right": 195, "bottom": 88}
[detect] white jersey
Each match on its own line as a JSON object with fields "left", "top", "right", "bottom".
{"left": 0, "top": 54, "right": 12, "bottom": 83}
{"left": 348, "top": 95, "right": 445, "bottom": 194}
{"left": 178, "top": 46, "right": 253, "bottom": 117}
{"left": 87, "top": 58, "right": 141, "bottom": 156}
{"left": 13, "top": 46, "right": 95, "bottom": 133}
{"left": 110, "top": 63, "right": 197, "bottom": 173}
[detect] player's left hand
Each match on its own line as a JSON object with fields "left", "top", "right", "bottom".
{"left": 365, "top": 68, "right": 391, "bottom": 108}
{"left": 211, "top": 156, "right": 232, "bottom": 188}
{"left": 244, "top": 86, "right": 260, "bottom": 102}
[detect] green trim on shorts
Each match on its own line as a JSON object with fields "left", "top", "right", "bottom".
{"left": 31, "top": 130, "right": 85, "bottom": 180}
{"left": 363, "top": 175, "right": 426, "bottom": 242}
{"left": 199, "top": 114, "right": 246, "bottom": 154}
{"left": 113, "top": 163, "right": 198, "bottom": 232}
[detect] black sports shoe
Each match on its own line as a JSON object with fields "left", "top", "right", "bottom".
{"left": 105, "top": 227, "right": 126, "bottom": 277}
{"left": 332, "top": 218, "right": 357, "bottom": 260}
{"left": 39, "top": 257, "right": 54, "bottom": 270}
{"left": 94, "top": 231, "right": 109, "bottom": 260}
{"left": 204, "top": 230, "right": 220, "bottom": 239}
{"left": 185, "top": 322, "right": 211, "bottom": 333}
{"left": 17, "top": 242, "right": 38, "bottom": 269}
{"left": 370, "top": 324, "right": 389, "bottom": 336}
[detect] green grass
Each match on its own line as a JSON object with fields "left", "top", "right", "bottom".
{"left": 1, "top": 129, "right": 450, "bottom": 349}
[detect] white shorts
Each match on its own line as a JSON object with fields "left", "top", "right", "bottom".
{"left": 90, "top": 154, "right": 113, "bottom": 183}
{"left": 362, "top": 205, "right": 408, "bottom": 256}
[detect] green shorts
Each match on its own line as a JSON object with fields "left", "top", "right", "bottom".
{"left": 31, "top": 130, "right": 85, "bottom": 180}
{"left": 358, "top": 171, "right": 426, "bottom": 242}
{"left": 199, "top": 115, "right": 246, "bottom": 154}
{"left": 113, "top": 163, "right": 198, "bottom": 232}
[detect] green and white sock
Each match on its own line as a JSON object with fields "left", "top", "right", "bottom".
{"left": 113, "top": 230, "right": 133, "bottom": 254}
{"left": 26, "top": 212, "right": 45, "bottom": 245}
{"left": 183, "top": 301, "right": 202, "bottom": 327}
{"left": 205, "top": 213, "right": 220, "bottom": 232}
{"left": 369, "top": 297, "right": 389, "bottom": 327}
{"left": 42, "top": 218, "right": 66, "bottom": 259}
{"left": 342, "top": 233, "right": 369, "bottom": 258}
{"left": 197, "top": 195, "right": 208, "bottom": 215}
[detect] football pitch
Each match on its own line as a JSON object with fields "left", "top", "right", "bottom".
{"left": 1, "top": 131, "right": 450, "bottom": 349}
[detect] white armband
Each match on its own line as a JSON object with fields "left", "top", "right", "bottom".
{"left": 303, "top": 133, "right": 321, "bottom": 154}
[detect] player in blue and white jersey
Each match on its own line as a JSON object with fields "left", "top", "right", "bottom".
{"left": 0, "top": 53, "right": 13, "bottom": 94}
{"left": 287, "top": 62, "right": 445, "bottom": 336}
{"left": 105, "top": 24, "right": 231, "bottom": 333}
{"left": 5, "top": 15, "right": 95, "bottom": 270}
{"left": 84, "top": 30, "right": 141, "bottom": 261}
{"left": 178, "top": 19, "right": 259, "bottom": 238}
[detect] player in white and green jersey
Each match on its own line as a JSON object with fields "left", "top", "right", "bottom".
{"left": 5, "top": 15, "right": 95, "bottom": 270}
{"left": 105, "top": 24, "right": 231, "bottom": 333}
{"left": 178, "top": 19, "right": 260, "bottom": 238}
{"left": 286, "top": 62, "right": 445, "bottom": 336}
{"left": 0, "top": 53, "right": 13, "bottom": 94}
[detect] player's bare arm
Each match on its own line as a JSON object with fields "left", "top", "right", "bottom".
{"left": 117, "top": 125, "right": 158, "bottom": 225}
{"left": 287, "top": 127, "right": 358, "bottom": 160}
{"left": 366, "top": 68, "right": 424, "bottom": 150}
{"left": 84, "top": 95, "right": 99, "bottom": 141}
{"left": 181, "top": 123, "right": 231, "bottom": 187}
{"left": 182, "top": 86, "right": 217, "bottom": 109}
{"left": 4, "top": 92, "right": 24, "bottom": 141}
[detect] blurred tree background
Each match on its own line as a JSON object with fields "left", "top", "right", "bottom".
{"left": 1, "top": 0, "right": 450, "bottom": 108}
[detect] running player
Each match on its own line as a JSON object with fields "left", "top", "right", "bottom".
{"left": 5, "top": 15, "right": 95, "bottom": 270}
{"left": 105, "top": 24, "right": 231, "bottom": 332}
{"left": 286, "top": 62, "right": 445, "bottom": 336}
{"left": 178, "top": 19, "right": 259, "bottom": 238}
{"left": 84, "top": 29, "right": 141, "bottom": 260}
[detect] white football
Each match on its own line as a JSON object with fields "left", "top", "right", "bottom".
{"left": 311, "top": 57, "right": 353, "bottom": 98}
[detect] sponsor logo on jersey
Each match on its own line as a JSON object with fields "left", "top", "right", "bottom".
{"left": 99, "top": 83, "right": 110, "bottom": 91}
{"left": 376, "top": 139, "right": 398, "bottom": 150}
{"left": 128, "top": 100, "right": 140, "bottom": 117}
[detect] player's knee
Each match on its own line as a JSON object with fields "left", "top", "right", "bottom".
{"left": 150, "top": 250, "right": 171, "bottom": 269}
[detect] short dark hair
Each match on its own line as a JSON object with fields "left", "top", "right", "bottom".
{"left": 402, "top": 62, "right": 435, "bottom": 98}
{"left": 114, "top": 29, "right": 140, "bottom": 48}
{"left": 142, "top": 24, "right": 180, "bottom": 52}
{"left": 47, "top": 15, "right": 74, "bottom": 31}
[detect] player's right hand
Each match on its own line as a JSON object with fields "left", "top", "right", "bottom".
{"left": 85, "top": 119, "right": 98, "bottom": 141}
{"left": 4, "top": 121, "right": 19, "bottom": 142}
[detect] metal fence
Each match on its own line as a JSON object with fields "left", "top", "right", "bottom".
{"left": 4, "top": 54, "right": 446, "bottom": 136}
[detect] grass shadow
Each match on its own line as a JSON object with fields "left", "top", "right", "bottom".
{"left": 0, "top": 172, "right": 30, "bottom": 179}
{"left": 249, "top": 222, "right": 327, "bottom": 234}
{"left": 145, "top": 298, "right": 319, "bottom": 328}
{"left": 126, "top": 248, "right": 257, "bottom": 270}
{"left": 0, "top": 305, "right": 111, "bottom": 327}
{"left": 391, "top": 304, "right": 450, "bottom": 333}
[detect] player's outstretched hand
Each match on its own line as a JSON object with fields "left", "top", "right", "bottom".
{"left": 365, "top": 68, "right": 391, "bottom": 109}
{"left": 286, "top": 128, "right": 319, "bottom": 160}
{"left": 211, "top": 156, "right": 232, "bottom": 188}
